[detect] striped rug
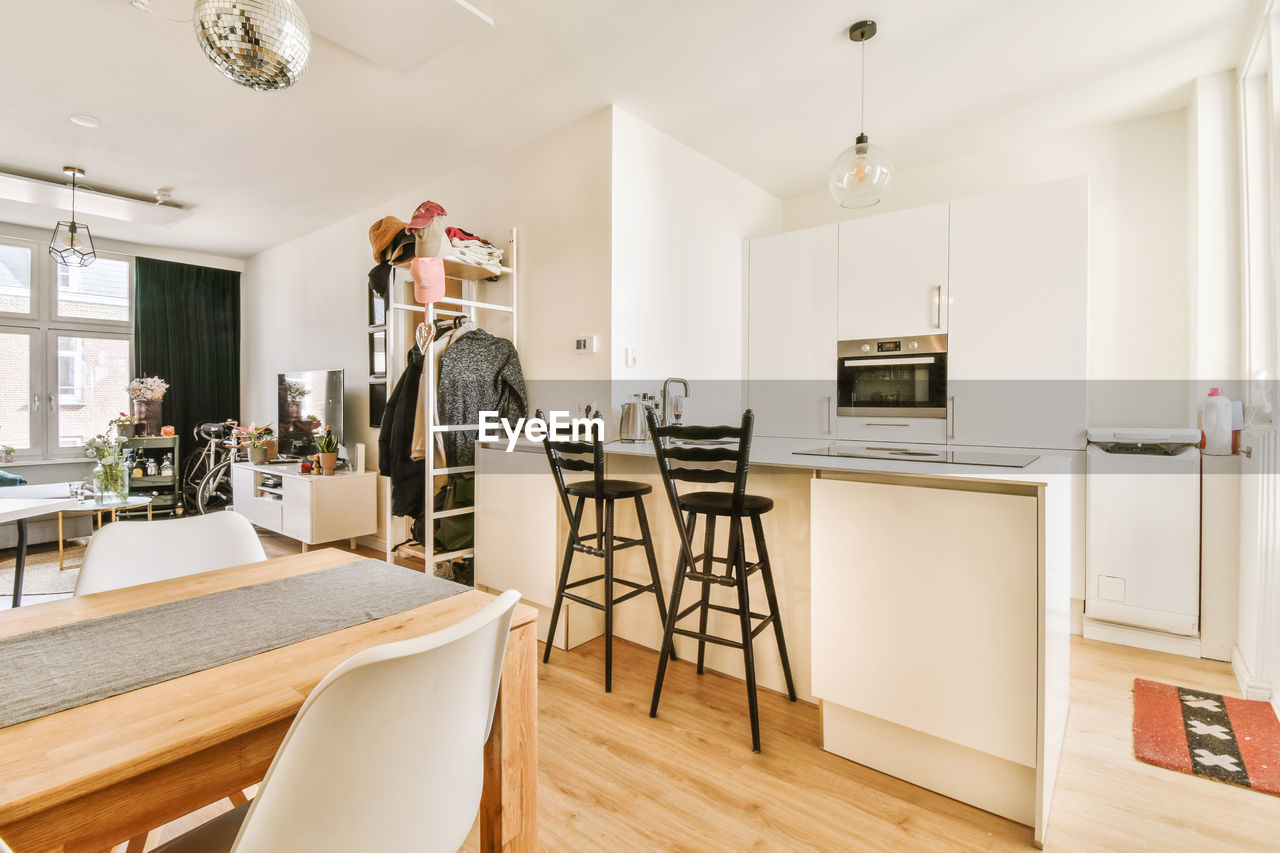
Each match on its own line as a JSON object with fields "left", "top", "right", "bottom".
{"left": 1134, "top": 678, "right": 1280, "bottom": 796}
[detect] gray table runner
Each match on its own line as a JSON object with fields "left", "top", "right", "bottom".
{"left": 0, "top": 559, "right": 466, "bottom": 729}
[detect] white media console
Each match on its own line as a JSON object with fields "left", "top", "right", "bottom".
{"left": 231, "top": 461, "right": 377, "bottom": 549}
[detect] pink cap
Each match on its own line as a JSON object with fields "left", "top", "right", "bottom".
{"left": 406, "top": 201, "right": 447, "bottom": 232}
{"left": 1209, "top": 388, "right": 1224, "bottom": 396}
{"left": 410, "top": 256, "right": 445, "bottom": 304}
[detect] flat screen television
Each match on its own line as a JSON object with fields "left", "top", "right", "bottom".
{"left": 277, "top": 369, "right": 344, "bottom": 457}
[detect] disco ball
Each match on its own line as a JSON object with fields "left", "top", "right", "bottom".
{"left": 193, "top": 0, "right": 312, "bottom": 91}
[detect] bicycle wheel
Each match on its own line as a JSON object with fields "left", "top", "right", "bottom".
{"left": 195, "top": 459, "right": 234, "bottom": 514}
{"left": 181, "top": 449, "right": 208, "bottom": 512}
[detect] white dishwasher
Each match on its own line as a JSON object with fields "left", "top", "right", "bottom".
{"left": 1085, "top": 428, "right": 1201, "bottom": 636}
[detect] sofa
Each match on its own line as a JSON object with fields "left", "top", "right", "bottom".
{"left": 0, "top": 482, "right": 93, "bottom": 550}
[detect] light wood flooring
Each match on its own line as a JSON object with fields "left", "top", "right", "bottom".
{"left": 130, "top": 533, "right": 1280, "bottom": 851}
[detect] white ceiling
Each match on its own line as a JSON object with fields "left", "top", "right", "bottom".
{"left": 0, "top": 0, "right": 1255, "bottom": 259}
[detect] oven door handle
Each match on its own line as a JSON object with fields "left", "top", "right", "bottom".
{"left": 842, "top": 356, "right": 937, "bottom": 367}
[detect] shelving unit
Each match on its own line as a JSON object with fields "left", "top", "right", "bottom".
{"left": 120, "top": 435, "right": 180, "bottom": 518}
{"left": 382, "top": 228, "right": 518, "bottom": 574}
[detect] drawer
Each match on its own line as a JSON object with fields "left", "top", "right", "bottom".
{"left": 837, "top": 417, "right": 946, "bottom": 445}
{"left": 235, "top": 496, "right": 282, "bottom": 532}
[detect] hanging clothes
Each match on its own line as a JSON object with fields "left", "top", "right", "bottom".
{"left": 411, "top": 319, "right": 476, "bottom": 463}
{"left": 377, "top": 346, "right": 425, "bottom": 518}
{"left": 436, "top": 329, "right": 528, "bottom": 466}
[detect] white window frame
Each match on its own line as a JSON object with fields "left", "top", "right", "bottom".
{"left": 0, "top": 235, "right": 135, "bottom": 460}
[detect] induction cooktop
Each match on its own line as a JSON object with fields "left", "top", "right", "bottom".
{"left": 794, "top": 445, "right": 1041, "bottom": 469}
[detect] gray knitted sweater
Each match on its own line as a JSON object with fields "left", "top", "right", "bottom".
{"left": 437, "top": 329, "right": 528, "bottom": 465}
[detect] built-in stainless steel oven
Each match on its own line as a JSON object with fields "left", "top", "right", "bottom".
{"left": 837, "top": 334, "right": 947, "bottom": 418}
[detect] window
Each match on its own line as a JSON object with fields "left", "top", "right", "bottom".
{"left": 0, "top": 236, "right": 133, "bottom": 459}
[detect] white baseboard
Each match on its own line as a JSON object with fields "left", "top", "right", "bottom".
{"left": 1082, "top": 618, "right": 1202, "bottom": 657}
{"left": 1231, "top": 645, "right": 1274, "bottom": 701}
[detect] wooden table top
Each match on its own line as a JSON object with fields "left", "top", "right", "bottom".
{"left": 0, "top": 548, "right": 537, "bottom": 833}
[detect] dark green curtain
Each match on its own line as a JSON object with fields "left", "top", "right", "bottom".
{"left": 134, "top": 258, "right": 240, "bottom": 460}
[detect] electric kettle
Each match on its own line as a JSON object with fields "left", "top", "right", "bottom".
{"left": 620, "top": 400, "right": 649, "bottom": 442}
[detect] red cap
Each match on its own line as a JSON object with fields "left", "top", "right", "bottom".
{"left": 406, "top": 201, "right": 447, "bottom": 232}
{"left": 1209, "top": 387, "right": 1223, "bottom": 396}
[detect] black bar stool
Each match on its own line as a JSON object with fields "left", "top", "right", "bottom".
{"left": 646, "top": 408, "right": 796, "bottom": 751}
{"left": 538, "top": 410, "right": 673, "bottom": 692}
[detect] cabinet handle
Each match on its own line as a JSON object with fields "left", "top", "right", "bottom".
{"left": 825, "top": 396, "right": 833, "bottom": 434}
{"left": 867, "top": 422, "right": 909, "bottom": 428}
{"left": 935, "top": 285, "right": 943, "bottom": 329}
{"left": 947, "top": 395, "right": 956, "bottom": 439}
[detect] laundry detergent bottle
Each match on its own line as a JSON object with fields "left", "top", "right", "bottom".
{"left": 1199, "top": 387, "right": 1232, "bottom": 455}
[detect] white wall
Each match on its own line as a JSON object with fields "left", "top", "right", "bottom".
{"left": 610, "top": 107, "right": 781, "bottom": 424}
{"left": 1188, "top": 72, "right": 1244, "bottom": 401}
{"left": 240, "top": 108, "right": 613, "bottom": 547}
{"left": 783, "top": 109, "right": 1192, "bottom": 427}
{"left": 240, "top": 107, "right": 614, "bottom": 457}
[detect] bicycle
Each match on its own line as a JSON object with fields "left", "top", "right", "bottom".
{"left": 183, "top": 420, "right": 242, "bottom": 514}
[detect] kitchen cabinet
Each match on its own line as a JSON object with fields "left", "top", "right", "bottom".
{"left": 747, "top": 224, "right": 838, "bottom": 439}
{"left": 947, "top": 177, "right": 1088, "bottom": 450}
{"left": 837, "top": 202, "right": 948, "bottom": 340}
{"left": 811, "top": 471, "right": 1068, "bottom": 844}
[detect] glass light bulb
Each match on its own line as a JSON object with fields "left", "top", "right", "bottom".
{"left": 829, "top": 136, "right": 894, "bottom": 208}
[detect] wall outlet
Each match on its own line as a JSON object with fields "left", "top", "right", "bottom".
{"left": 574, "top": 335, "right": 597, "bottom": 354}
{"left": 574, "top": 401, "right": 600, "bottom": 418}
{"left": 625, "top": 347, "right": 638, "bottom": 368}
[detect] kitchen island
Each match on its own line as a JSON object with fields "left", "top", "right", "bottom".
{"left": 474, "top": 435, "right": 1073, "bottom": 846}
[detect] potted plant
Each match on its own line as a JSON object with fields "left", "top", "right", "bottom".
{"left": 1, "top": 443, "right": 15, "bottom": 463}
{"left": 84, "top": 431, "right": 128, "bottom": 505}
{"left": 315, "top": 428, "right": 340, "bottom": 476}
{"left": 110, "top": 412, "right": 136, "bottom": 438}
{"left": 236, "top": 422, "right": 275, "bottom": 465}
{"left": 126, "top": 376, "right": 169, "bottom": 436}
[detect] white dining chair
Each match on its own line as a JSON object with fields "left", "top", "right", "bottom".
{"left": 75, "top": 511, "right": 267, "bottom": 596}
{"left": 152, "top": 589, "right": 522, "bottom": 853}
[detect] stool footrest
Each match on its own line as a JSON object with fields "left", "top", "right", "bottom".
{"left": 672, "top": 627, "right": 743, "bottom": 649}
{"left": 614, "top": 584, "right": 658, "bottom": 605}
{"left": 563, "top": 592, "right": 604, "bottom": 611}
{"left": 572, "top": 544, "right": 605, "bottom": 558}
{"left": 565, "top": 574, "right": 604, "bottom": 590}
{"left": 682, "top": 570, "right": 737, "bottom": 587}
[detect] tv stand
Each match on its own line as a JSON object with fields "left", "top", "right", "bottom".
{"left": 231, "top": 462, "right": 376, "bottom": 549}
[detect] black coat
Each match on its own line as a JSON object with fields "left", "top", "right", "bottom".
{"left": 378, "top": 347, "right": 425, "bottom": 518}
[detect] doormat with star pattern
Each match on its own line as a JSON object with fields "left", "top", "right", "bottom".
{"left": 1133, "top": 678, "right": 1280, "bottom": 796}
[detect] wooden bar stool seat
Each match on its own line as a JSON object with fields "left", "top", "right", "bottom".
{"left": 565, "top": 479, "right": 653, "bottom": 500}
{"left": 677, "top": 491, "right": 774, "bottom": 516}
{"left": 537, "top": 412, "right": 673, "bottom": 692}
{"left": 646, "top": 409, "right": 796, "bottom": 752}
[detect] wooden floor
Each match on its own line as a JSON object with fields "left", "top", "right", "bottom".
{"left": 134, "top": 534, "right": 1280, "bottom": 851}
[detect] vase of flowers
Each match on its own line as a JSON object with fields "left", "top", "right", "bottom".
{"left": 315, "top": 428, "right": 339, "bottom": 476}
{"left": 236, "top": 422, "right": 274, "bottom": 464}
{"left": 85, "top": 432, "right": 129, "bottom": 505}
{"left": 1, "top": 444, "right": 14, "bottom": 463}
{"left": 127, "top": 376, "right": 169, "bottom": 436}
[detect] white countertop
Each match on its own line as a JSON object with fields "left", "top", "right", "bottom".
{"left": 480, "top": 435, "right": 1075, "bottom": 485}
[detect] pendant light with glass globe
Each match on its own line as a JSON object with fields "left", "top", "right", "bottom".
{"left": 829, "top": 20, "right": 894, "bottom": 208}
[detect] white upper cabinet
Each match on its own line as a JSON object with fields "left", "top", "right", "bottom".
{"left": 948, "top": 177, "right": 1089, "bottom": 450}
{"left": 747, "top": 224, "right": 838, "bottom": 438}
{"left": 837, "top": 202, "right": 949, "bottom": 340}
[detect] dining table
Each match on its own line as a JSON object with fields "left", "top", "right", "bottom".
{"left": 0, "top": 496, "right": 81, "bottom": 608}
{"left": 0, "top": 548, "right": 539, "bottom": 852}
